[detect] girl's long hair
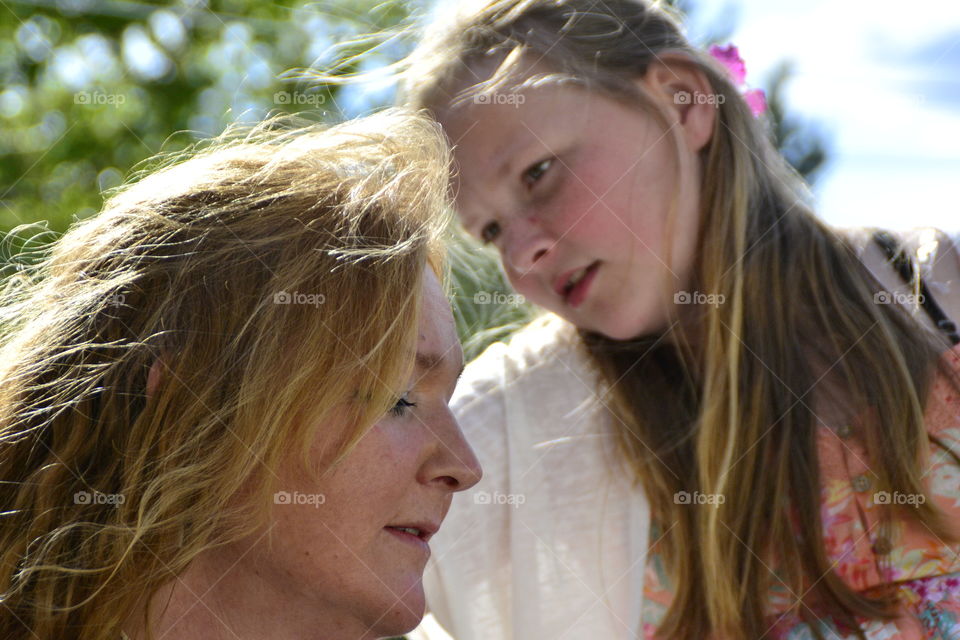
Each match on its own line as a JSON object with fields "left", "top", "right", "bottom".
{"left": 0, "top": 108, "right": 452, "bottom": 640}
{"left": 400, "top": 2, "right": 960, "bottom": 638}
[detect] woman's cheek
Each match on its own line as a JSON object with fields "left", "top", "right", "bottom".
{"left": 379, "top": 417, "right": 430, "bottom": 460}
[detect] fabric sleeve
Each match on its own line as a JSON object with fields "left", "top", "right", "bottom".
{"left": 408, "top": 313, "right": 650, "bottom": 640}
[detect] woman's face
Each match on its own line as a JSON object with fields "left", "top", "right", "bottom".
{"left": 439, "top": 60, "right": 717, "bottom": 340}
{"left": 271, "top": 267, "right": 480, "bottom": 638}
{"left": 164, "top": 267, "right": 482, "bottom": 640}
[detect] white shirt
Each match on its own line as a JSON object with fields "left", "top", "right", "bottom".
{"left": 409, "top": 313, "right": 649, "bottom": 640}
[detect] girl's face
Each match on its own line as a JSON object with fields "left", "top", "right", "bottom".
{"left": 439, "top": 61, "right": 717, "bottom": 340}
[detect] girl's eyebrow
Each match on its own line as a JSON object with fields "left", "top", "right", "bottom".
{"left": 491, "top": 133, "right": 532, "bottom": 183}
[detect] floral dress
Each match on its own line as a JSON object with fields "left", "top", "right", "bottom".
{"left": 642, "top": 340, "right": 960, "bottom": 639}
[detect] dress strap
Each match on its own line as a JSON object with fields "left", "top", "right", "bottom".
{"left": 872, "top": 230, "right": 960, "bottom": 345}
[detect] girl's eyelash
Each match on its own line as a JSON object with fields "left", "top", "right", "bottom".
{"left": 522, "top": 158, "right": 552, "bottom": 187}
{"left": 476, "top": 158, "right": 552, "bottom": 246}
{"left": 390, "top": 395, "right": 416, "bottom": 417}
{"left": 480, "top": 221, "right": 502, "bottom": 244}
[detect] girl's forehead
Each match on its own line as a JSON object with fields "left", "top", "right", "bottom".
{"left": 439, "top": 82, "right": 613, "bottom": 167}
{"left": 438, "top": 53, "right": 568, "bottom": 107}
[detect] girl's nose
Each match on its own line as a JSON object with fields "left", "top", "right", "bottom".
{"left": 502, "top": 217, "right": 553, "bottom": 276}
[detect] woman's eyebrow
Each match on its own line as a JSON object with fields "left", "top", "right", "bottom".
{"left": 415, "top": 352, "right": 444, "bottom": 373}
{"left": 415, "top": 352, "right": 466, "bottom": 381}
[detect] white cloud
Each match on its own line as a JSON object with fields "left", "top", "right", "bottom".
{"left": 727, "top": 0, "right": 960, "bottom": 229}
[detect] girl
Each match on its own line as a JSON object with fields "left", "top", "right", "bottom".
{"left": 0, "top": 109, "right": 482, "bottom": 640}
{"left": 397, "top": 1, "right": 960, "bottom": 638}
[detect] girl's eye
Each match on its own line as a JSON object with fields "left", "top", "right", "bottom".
{"left": 522, "top": 158, "right": 552, "bottom": 188}
{"left": 480, "top": 221, "right": 502, "bottom": 244}
{"left": 389, "top": 394, "right": 416, "bottom": 417}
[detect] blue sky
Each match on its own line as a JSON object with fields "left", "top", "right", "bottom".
{"left": 687, "top": 0, "right": 960, "bottom": 233}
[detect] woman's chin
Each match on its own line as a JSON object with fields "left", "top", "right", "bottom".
{"left": 373, "top": 579, "right": 426, "bottom": 636}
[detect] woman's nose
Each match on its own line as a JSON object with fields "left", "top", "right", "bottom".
{"left": 430, "top": 415, "right": 483, "bottom": 492}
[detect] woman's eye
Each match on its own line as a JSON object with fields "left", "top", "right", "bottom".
{"left": 480, "top": 221, "right": 502, "bottom": 244}
{"left": 522, "top": 158, "right": 552, "bottom": 188}
{"left": 389, "top": 394, "right": 416, "bottom": 417}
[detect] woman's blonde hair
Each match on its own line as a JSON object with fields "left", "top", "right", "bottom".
{"left": 400, "top": 2, "right": 960, "bottom": 638}
{"left": 0, "top": 108, "right": 452, "bottom": 640}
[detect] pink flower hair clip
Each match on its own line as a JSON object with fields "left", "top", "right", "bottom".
{"left": 708, "top": 43, "right": 767, "bottom": 117}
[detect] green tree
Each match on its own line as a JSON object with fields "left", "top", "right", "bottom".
{"left": 0, "top": 0, "right": 412, "bottom": 261}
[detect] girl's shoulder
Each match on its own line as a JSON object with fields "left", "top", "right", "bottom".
{"left": 450, "top": 311, "right": 613, "bottom": 466}
{"left": 453, "top": 312, "right": 593, "bottom": 406}
{"left": 836, "top": 225, "right": 960, "bottom": 339}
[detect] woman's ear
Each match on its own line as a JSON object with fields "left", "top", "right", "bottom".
{"left": 636, "top": 53, "right": 718, "bottom": 154}
{"left": 146, "top": 357, "right": 165, "bottom": 401}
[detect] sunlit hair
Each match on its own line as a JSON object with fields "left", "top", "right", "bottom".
{"left": 0, "top": 108, "right": 452, "bottom": 640}
{"left": 399, "top": 1, "right": 960, "bottom": 638}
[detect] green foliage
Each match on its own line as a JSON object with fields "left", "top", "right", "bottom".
{"left": 0, "top": 0, "right": 412, "bottom": 239}
{"left": 446, "top": 228, "right": 538, "bottom": 361}
{"left": 764, "top": 60, "right": 830, "bottom": 185}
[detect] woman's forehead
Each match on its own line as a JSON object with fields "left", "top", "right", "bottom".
{"left": 418, "top": 268, "right": 461, "bottom": 367}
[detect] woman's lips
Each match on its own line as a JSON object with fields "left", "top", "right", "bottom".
{"left": 384, "top": 526, "right": 431, "bottom": 555}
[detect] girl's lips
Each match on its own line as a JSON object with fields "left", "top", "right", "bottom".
{"left": 564, "top": 261, "right": 599, "bottom": 309}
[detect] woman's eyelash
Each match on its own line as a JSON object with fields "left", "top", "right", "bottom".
{"left": 390, "top": 395, "right": 416, "bottom": 417}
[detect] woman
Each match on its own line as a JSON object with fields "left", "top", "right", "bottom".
{"left": 0, "top": 109, "right": 481, "bottom": 640}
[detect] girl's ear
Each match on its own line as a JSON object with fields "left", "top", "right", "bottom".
{"left": 636, "top": 54, "right": 718, "bottom": 154}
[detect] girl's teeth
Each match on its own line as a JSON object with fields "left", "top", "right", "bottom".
{"left": 568, "top": 266, "right": 588, "bottom": 288}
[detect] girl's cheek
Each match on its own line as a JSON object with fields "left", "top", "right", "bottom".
{"left": 556, "top": 193, "right": 604, "bottom": 240}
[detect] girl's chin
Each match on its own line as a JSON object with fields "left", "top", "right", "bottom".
{"left": 588, "top": 314, "right": 667, "bottom": 342}
{"left": 600, "top": 327, "right": 645, "bottom": 341}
